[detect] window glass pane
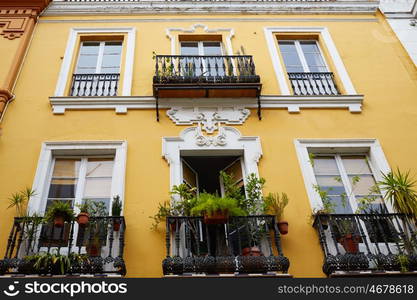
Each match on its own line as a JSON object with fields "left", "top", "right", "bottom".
{"left": 349, "top": 174, "right": 377, "bottom": 195}
{"left": 329, "top": 196, "right": 353, "bottom": 214}
{"left": 313, "top": 157, "right": 339, "bottom": 175}
{"left": 103, "top": 42, "right": 122, "bottom": 55}
{"left": 48, "top": 159, "right": 80, "bottom": 199}
{"left": 342, "top": 156, "right": 372, "bottom": 174}
{"left": 180, "top": 42, "right": 199, "bottom": 55}
{"left": 79, "top": 42, "right": 100, "bottom": 54}
{"left": 52, "top": 159, "right": 81, "bottom": 177}
{"left": 300, "top": 41, "right": 327, "bottom": 72}
{"left": 278, "top": 41, "right": 303, "bottom": 72}
{"left": 77, "top": 55, "right": 99, "bottom": 69}
{"left": 84, "top": 178, "right": 112, "bottom": 198}
{"left": 76, "top": 43, "right": 99, "bottom": 74}
{"left": 278, "top": 41, "right": 296, "bottom": 52}
{"left": 315, "top": 176, "right": 346, "bottom": 195}
{"left": 203, "top": 42, "right": 222, "bottom": 55}
{"left": 86, "top": 159, "right": 114, "bottom": 177}
{"left": 300, "top": 41, "right": 319, "bottom": 53}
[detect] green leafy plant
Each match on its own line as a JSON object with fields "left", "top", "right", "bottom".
{"left": 7, "top": 188, "right": 36, "bottom": 217}
{"left": 220, "top": 171, "right": 245, "bottom": 206}
{"left": 33, "top": 252, "right": 71, "bottom": 275}
{"left": 377, "top": 168, "right": 417, "bottom": 219}
{"left": 263, "top": 192, "right": 289, "bottom": 222}
{"left": 111, "top": 195, "right": 123, "bottom": 216}
{"left": 396, "top": 254, "right": 410, "bottom": 272}
{"left": 150, "top": 184, "right": 196, "bottom": 230}
{"left": 243, "top": 173, "right": 266, "bottom": 215}
{"left": 43, "top": 201, "right": 75, "bottom": 224}
{"left": 76, "top": 202, "right": 90, "bottom": 213}
{"left": 190, "top": 193, "right": 246, "bottom": 217}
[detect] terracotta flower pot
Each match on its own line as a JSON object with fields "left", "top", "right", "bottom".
{"left": 53, "top": 215, "right": 65, "bottom": 228}
{"left": 76, "top": 212, "right": 90, "bottom": 228}
{"left": 113, "top": 219, "right": 121, "bottom": 232}
{"left": 278, "top": 221, "right": 289, "bottom": 235}
{"left": 339, "top": 234, "right": 360, "bottom": 254}
{"left": 242, "top": 246, "right": 262, "bottom": 257}
{"left": 203, "top": 210, "right": 229, "bottom": 224}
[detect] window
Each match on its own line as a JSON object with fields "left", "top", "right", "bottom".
{"left": 278, "top": 40, "right": 328, "bottom": 73}
{"left": 46, "top": 157, "right": 114, "bottom": 213}
{"left": 70, "top": 41, "right": 123, "bottom": 97}
{"left": 265, "top": 27, "right": 357, "bottom": 97}
{"left": 54, "top": 28, "right": 135, "bottom": 99}
{"left": 278, "top": 39, "right": 338, "bottom": 96}
{"left": 40, "top": 157, "right": 114, "bottom": 247}
{"left": 312, "top": 154, "right": 385, "bottom": 214}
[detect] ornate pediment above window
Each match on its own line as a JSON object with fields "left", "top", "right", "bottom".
{"left": 167, "top": 106, "right": 250, "bottom": 134}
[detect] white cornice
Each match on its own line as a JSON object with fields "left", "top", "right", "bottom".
{"left": 49, "top": 94, "right": 363, "bottom": 114}
{"left": 44, "top": 1, "right": 379, "bottom": 16}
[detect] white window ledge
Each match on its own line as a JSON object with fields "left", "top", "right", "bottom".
{"left": 49, "top": 94, "right": 363, "bottom": 114}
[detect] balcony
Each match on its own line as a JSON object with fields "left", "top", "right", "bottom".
{"left": 153, "top": 55, "right": 261, "bottom": 98}
{"left": 313, "top": 213, "right": 417, "bottom": 277}
{"left": 287, "top": 72, "right": 339, "bottom": 96}
{"left": 70, "top": 73, "right": 120, "bottom": 97}
{"left": 0, "top": 216, "right": 126, "bottom": 276}
{"left": 162, "top": 215, "right": 290, "bottom": 277}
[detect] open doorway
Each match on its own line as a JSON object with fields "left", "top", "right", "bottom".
{"left": 181, "top": 155, "right": 245, "bottom": 196}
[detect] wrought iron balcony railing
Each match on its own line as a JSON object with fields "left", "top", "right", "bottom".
{"left": 163, "top": 215, "right": 289, "bottom": 276}
{"left": 153, "top": 55, "right": 260, "bottom": 85}
{"left": 70, "top": 73, "right": 120, "bottom": 97}
{"left": 0, "top": 216, "right": 126, "bottom": 276}
{"left": 287, "top": 72, "right": 339, "bottom": 96}
{"left": 313, "top": 213, "right": 417, "bottom": 276}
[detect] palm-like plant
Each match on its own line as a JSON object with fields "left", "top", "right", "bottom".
{"left": 7, "top": 188, "right": 36, "bottom": 217}
{"left": 378, "top": 168, "right": 417, "bottom": 219}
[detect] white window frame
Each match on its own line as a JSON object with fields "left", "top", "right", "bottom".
{"left": 278, "top": 40, "right": 330, "bottom": 73}
{"left": 294, "top": 138, "right": 394, "bottom": 213}
{"left": 264, "top": 27, "right": 357, "bottom": 95}
{"left": 54, "top": 28, "right": 136, "bottom": 97}
{"left": 28, "top": 141, "right": 127, "bottom": 216}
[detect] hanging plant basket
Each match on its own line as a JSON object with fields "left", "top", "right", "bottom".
{"left": 277, "top": 220, "right": 289, "bottom": 235}
{"left": 203, "top": 210, "right": 229, "bottom": 225}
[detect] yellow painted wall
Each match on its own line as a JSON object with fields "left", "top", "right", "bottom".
{"left": 0, "top": 11, "right": 417, "bottom": 278}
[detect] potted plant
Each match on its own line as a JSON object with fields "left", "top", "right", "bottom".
{"left": 377, "top": 168, "right": 417, "bottom": 220}
{"left": 310, "top": 184, "right": 337, "bottom": 230}
{"left": 191, "top": 193, "right": 246, "bottom": 224}
{"left": 263, "top": 192, "right": 289, "bottom": 235}
{"left": 86, "top": 201, "right": 108, "bottom": 257}
{"left": 33, "top": 252, "right": 71, "bottom": 275}
{"left": 111, "top": 195, "right": 123, "bottom": 232}
{"left": 75, "top": 201, "right": 90, "bottom": 228}
{"left": 7, "top": 188, "right": 36, "bottom": 217}
{"left": 43, "top": 201, "right": 75, "bottom": 228}
{"left": 337, "top": 219, "right": 361, "bottom": 254}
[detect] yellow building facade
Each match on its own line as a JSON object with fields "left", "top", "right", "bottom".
{"left": 0, "top": 0, "right": 417, "bottom": 278}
